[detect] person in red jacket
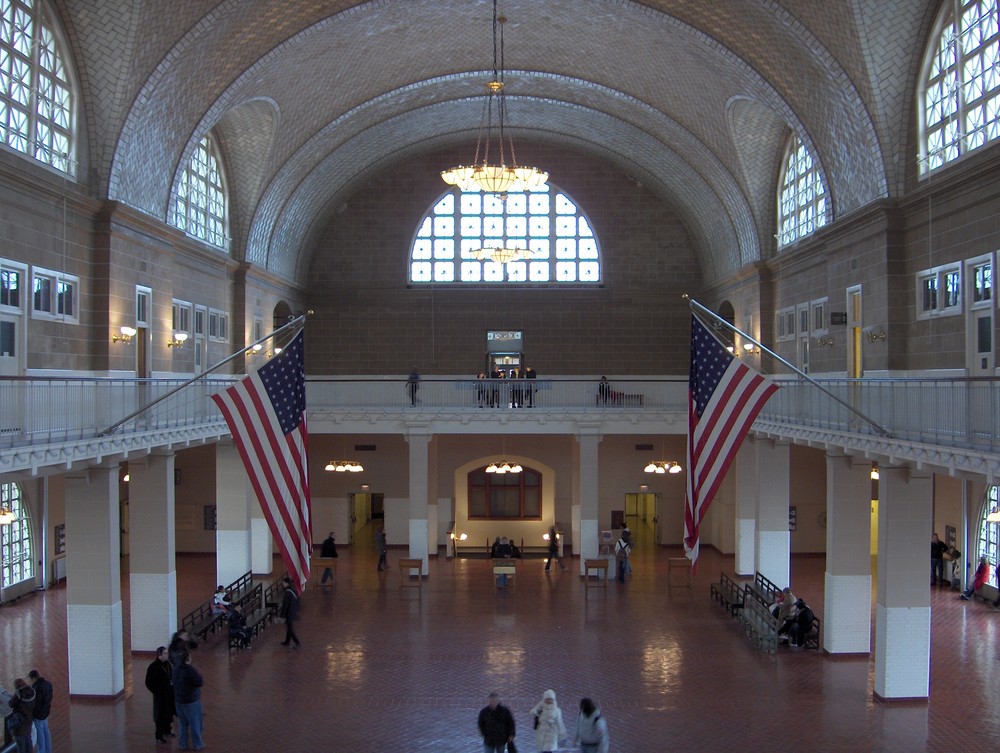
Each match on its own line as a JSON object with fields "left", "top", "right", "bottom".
{"left": 960, "top": 556, "right": 990, "bottom": 600}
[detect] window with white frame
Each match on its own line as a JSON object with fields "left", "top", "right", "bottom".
{"left": 135, "top": 286, "right": 151, "bottom": 327}
{"left": 0, "top": 0, "right": 76, "bottom": 174}
{"left": 811, "top": 298, "right": 829, "bottom": 334}
{"left": 171, "top": 299, "right": 191, "bottom": 335}
{"left": 1, "top": 480, "right": 32, "bottom": 589}
{"left": 409, "top": 185, "right": 602, "bottom": 284}
{"left": 976, "top": 485, "right": 1000, "bottom": 568}
{"left": 194, "top": 305, "right": 206, "bottom": 337}
{"left": 917, "top": 264, "right": 962, "bottom": 318}
{"left": 0, "top": 260, "right": 26, "bottom": 312}
{"left": 31, "top": 266, "right": 77, "bottom": 322}
{"left": 776, "top": 307, "right": 796, "bottom": 342}
{"left": 919, "top": 0, "right": 1000, "bottom": 174}
{"left": 969, "top": 256, "right": 993, "bottom": 306}
{"left": 208, "top": 308, "right": 228, "bottom": 342}
{"left": 171, "top": 135, "right": 229, "bottom": 249}
{"left": 777, "top": 133, "right": 830, "bottom": 247}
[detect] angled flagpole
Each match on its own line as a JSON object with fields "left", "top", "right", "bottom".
{"left": 101, "top": 313, "right": 310, "bottom": 436}
{"left": 684, "top": 295, "right": 891, "bottom": 437}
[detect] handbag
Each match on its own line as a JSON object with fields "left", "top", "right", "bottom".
{"left": 533, "top": 714, "right": 540, "bottom": 729}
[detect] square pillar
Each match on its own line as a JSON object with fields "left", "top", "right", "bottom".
{"left": 65, "top": 465, "right": 124, "bottom": 696}
{"left": 755, "top": 439, "right": 790, "bottom": 587}
{"left": 128, "top": 452, "right": 178, "bottom": 652}
{"left": 406, "top": 431, "right": 431, "bottom": 574}
{"left": 874, "top": 466, "right": 932, "bottom": 700}
{"left": 734, "top": 437, "right": 758, "bottom": 575}
{"left": 824, "top": 452, "right": 872, "bottom": 653}
{"left": 576, "top": 431, "right": 601, "bottom": 574}
{"left": 216, "top": 441, "right": 252, "bottom": 585}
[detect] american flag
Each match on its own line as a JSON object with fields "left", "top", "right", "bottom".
{"left": 211, "top": 331, "right": 311, "bottom": 590}
{"left": 684, "top": 316, "right": 778, "bottom": 570}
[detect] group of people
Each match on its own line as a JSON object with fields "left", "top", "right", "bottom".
{"left": 476, "top": 365, "right": 538, "bottom": 408}
{"left": 211, "top": 583, "right": 254, "bottom": 650}
{"left": 771, "top": 587, "right": 816, "bottom": 648}
{"left": 478, "top": 690, "right": 609, "bottom": 753}
{"left": 5, "top": 670, "right": 52, "bottom": 753}
{"left": 146, "top": 630, "right": 203, "bottom": 748}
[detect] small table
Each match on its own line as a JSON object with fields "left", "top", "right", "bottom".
{"left": 398, "top": 558, "right": 423, "bottom": 588}
{"left": 668, "top": 557, "right": 692, "bottom": 592}
{"left": 584, "top": 559, "right": 609, "bottom": 588}
{"left": 310, "top": 557, "right": 337, "bottom": 589}
{"left": 493, "top": 559, "right": 516, "bottom": 588}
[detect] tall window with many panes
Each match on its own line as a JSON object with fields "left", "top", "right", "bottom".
{"left": 1, "top": 481, "right": 31, "bottom": 589}
{"left": 777, "top": 133, "right": 830, "bottom": 247}
{"left": 171, "top": 135, "right": 229, "bottom": 249}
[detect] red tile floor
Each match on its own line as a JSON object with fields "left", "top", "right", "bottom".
{"left": 2, "top": 518, "right": 999, "bottom": 752}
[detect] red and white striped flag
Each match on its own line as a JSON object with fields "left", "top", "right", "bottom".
{"left": 684, "top": 316, "right": 778, "bottom": 570}
{"left": 211, "top": 331, "right": 311, "bottom": 590}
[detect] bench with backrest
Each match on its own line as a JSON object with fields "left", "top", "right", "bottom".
{"left": 228, "top": 584, "right": 269, "bottom": 650}
{"left": 226, "top": 571, "right": 254, "bottom": 606}
{"left": 739, "top": 584, "right": 779, "bottom": 653}
{"left": 181, "top": 601, "right": 224, "bottom": 642}
{"left": 803, "top": 616, "right": 822, "bottom": 650}
{"left": 752, "top": 571, "right": 782, "bottom": 605}
{"left": 264, "top": 573, "right": 288, "bottom": 617}
{"left": 710, "top": 572, "right": 744, "bottom": 616}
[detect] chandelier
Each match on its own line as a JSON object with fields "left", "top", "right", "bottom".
{"left": 486, "top": 460, "right": 522, "bottom": 474}
{"left": 325, "top": 459, "right": 364, "bottom": 473}
{"left": 644, "top": 461, "right": 683, "bottom": 475}
{"left": 441, "top": 0, "right": 548, "bottom": 197}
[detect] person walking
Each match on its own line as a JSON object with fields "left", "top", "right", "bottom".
{"left": 544, "top": 526, "right": 566, "bottom": 571}
{"left": 279, "top": 576, "right": 302, "bottom": 647}
{"left": 407, "top": 366, "right": 420, "bottom": 406}
{"left": 7, "top": 678, "right": 36, "bottom": 753}
{"left": 144, "top": 646, "right": 176, "bottom": 743}
{"left": 477, "top": 691, "right": 516, "bottom": 753}
{"left": 575, "top": 697, "right": 609, "bottom": 753}
{"left": 172, "top": 651, "right": 204, "bottom": 752}
{"left": 375, "top": 526, "right": 388, "bottom": 572}
{"left": 530, "top": 689, "right": 567, "bottom": 753}
{"left": 615, "top": 528, "right": 633, "bottom": 583}
{"left": 27, "top": 669, "right": 53, "bottom": 753}
{"left": 320, "top": 531, "right": 338, "bottom": 583}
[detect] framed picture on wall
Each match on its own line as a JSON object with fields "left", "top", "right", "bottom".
{"left": 54, "top": 523, "right": 66, "bottom": 555}
{"left": 945, "top": 525, "right": 956, "bottom": 549}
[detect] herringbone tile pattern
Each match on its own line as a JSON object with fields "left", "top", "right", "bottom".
{"left": 1, "top": 518, "right": 999, "bottom": 752}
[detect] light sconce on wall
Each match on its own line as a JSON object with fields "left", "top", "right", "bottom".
{"left": 112, "top": 326, "right": 137, "bottom": 344}
{"left": 167, "top": 332, "right": 189, "bottom": 348}
{"left": 866, "top": 330, "right": 886, "bottom": 343}
{"left": 0, "top": 505, "right": 18, "bottom": 525}
{"left": 644, "top": 460, "right": 683, "bottom": 475}
{"left": 246, "top": 343, "right": 264, "bottom": 356}
{"left": 741, "top": 342, "right": 761, "bottom": 356}
{"left": 987, "top": 508, "right": 1000, "bottom": 523}
{"left": 816, "top": 336, "right": 835, "bottom": 348}
{"left": 870, "top": 464, "right": 880, "bottom": 481}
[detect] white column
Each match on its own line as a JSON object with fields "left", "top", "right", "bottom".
{"left": 406, "top": 430, "right": 430, "bottom": 574}
{"left": 65, "top": 465, "right": 124, "bottom": 696}
{"left": 824, "top": 452, "right": 872, "bottom": 653}
{"left": 874, "top": 465, "right": 932, "bottom": 700}
{"left": 216, "top": 441, "right": 252, "bottom": 585}
{"left": 755, "top": 439, "right": 790, "bottom": 586}
{"left": 576, "top": 430, "right": 601, "bottom": 574}
{"left": 128, "top": 452, "right": 177, "bottom": 652}
{"left": 734, "top": 437, "right": 758, "bottom": 575}
{"left": 250, "top": 494, "right": 273, "bottom": 575}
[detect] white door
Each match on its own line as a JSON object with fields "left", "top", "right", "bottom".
{"left": 968, "top": 308, "right": 994, "bottom": 375}
{"left": 0, "top": 312, "right": 22, "bottom": 376}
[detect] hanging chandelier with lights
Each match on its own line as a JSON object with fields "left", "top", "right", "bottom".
{"left": 485, "top": 460, "right": 522, "bottom": 474}
{"left": 325, "top": 459, "right": 364, "bottom": 473}
{"left": 441, "top": 0, "right": 548, "bottom": 198}
{"left": 643, "top": 460, "right": 683, "bottom": 475}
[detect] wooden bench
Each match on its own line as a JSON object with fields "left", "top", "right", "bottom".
{"left": 739, "top": 584, "right": 779, "bottom": 653}
{"left": 227, "top": 584, "right": 268, "bottom": 650}
{"left": 493, "top": 558, "right": 516, "bottom": 588}
{"left": 264, "top": 574, "right": 287, "bottom": 616}
{"left": 399, "top": 558, "right": 424, "bottom": 588}
{"left": 310, "top": 557, "right": 337, "bottom": 589}
{"left": 752, "top": 571, "right": 782, "bottom": 604}
{"left": 584, "top": 558, "right": 609, "bottom": 589}
{"left": 181, "top": 601, "right": 224, "bottom": 642}
{"left": 803, "top": 617, "right": 821, "bottom": 650}
{"left": 226, "top": 571, "right": 254, "bottom": 606}
{"left": 710, "top": 572, "right": 744, "bottom": 615}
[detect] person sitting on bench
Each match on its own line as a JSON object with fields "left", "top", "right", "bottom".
{"left": 787, "top": 599, "right": 815, "bottom": 648}
{"left": 227, "top": 607, "right": 252, "bottom": 649}
{"left": 212, "top": 585, "right": 232, "bottom": 615}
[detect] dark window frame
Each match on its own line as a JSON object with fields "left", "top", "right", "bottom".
{"left": 467, "top": 466, "right": 542, "bottom": 520}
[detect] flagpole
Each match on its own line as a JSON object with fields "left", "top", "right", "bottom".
{"left": 683, "top": 295, "right": 891, "bottom": 437}
{"left": 100, "top": 313, "right": 310, "bottom": 436}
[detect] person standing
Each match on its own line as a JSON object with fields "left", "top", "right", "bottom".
{"left": 544, "top": 526, "right": 566, "bottom": 571}
{"left": 477, "top": 691, "right": 516, "bottom": 753}
{"left": 320, "top": 531, "right": 338, "bottom": 583}
{"left": 7, "top": 678, "right": 35, "bottom": 753}
{"left": 27, "top": 669, "right": 53, "bottom": 753}
{"left": 279, "top": 576, "right": 302, "bottom": 647}
{"left": 574, "top": 697, "right": 609, "bottom": 753}
{"left": 407, "top": 366, "right": 420, "bottom": 406}
{"left": 530, "top": 689, "right": 567, "bottom": 753}
{"left": 144, "top": 646, "right": 176, "bottom": 743}
{"left": 615, "top": 528, "right": 633, "bottom": 583}
{"left": 375, "top": 526, "right": 388, "bottom": 572}
{"left": 931, "top": 533, "right": 948, "bottom": 585}
{"left": 524, "top": 365, "right": 536, "bottom": 407}
{"left": 172, "top": 651, "right": 204, "bottom": 752}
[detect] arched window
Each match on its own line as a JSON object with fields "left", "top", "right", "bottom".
{"left": 468, "top": 466, "right": 541, "bottom": 519}
{"left": 919, "top": 0, "right": 1000, "bottom": 174}
{"left": 976, "top": 485, "right": 1000, "bottom": 567}
{"left": 0, "top": 0, "right": 75, "bottom": 174}
{"left": 170, "top": 135, "right": 230, "bottom": 249}
{"left": 409, "top": 185, "right": 601, "bottom": 284}
{"left": 1, "top": 480, "right": 32, "bottom": 588}
{"left": 777, "top": 133, "right": 830, "bottom": 247}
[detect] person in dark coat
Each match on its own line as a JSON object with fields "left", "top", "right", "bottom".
{"left": 168, "top": 629, "right": 197, "bottom": 667}
{"left": 27, "top": 669, "right": 53, "bottom": 753}
{"left": 320, "top": 531, "right": 338, "bottom": 583}
{"left": 787, "top": 599, "right": 816, "bottom": 648}
{"left": 544, "top": 526, "right": 566, "bottom": 571}
{"left": 478, "top": 691, "right": 516, "bottom": 753}
{"left": 8, "top": 677, "right": 36, "bottom": 753}
{"left": 172, "top": 651, "right": 204, "bottom": 751}
{"left": 279, "top": 576, "right": 301, "bottom": 647}
{"left": 144, "top": 646, "right": 176, "bottom": 743}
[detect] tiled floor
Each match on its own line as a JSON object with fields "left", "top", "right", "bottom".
{"left": 2, "top": 518, "right": 999, "bottom": 752}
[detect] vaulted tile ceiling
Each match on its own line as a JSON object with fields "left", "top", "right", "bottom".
{"left": 75, "top": 0, "right": 927, "bottom": 285}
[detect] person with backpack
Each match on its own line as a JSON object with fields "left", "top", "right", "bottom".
{"left": 28, "top": 669, "right": 53, "bottom": 753}
{"left": 615, "top": 528, "right": 633, "bottom": 583}
{"left": 575, "top": 697, "right": 609, "bottom": 753}
{"left": 7, "top": 677, "right": 36, "bottom": 753}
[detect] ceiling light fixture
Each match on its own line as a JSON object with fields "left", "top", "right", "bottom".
{"left": 441, "top": 0, "right": 548, "bottom": 199}
{"left": 644, "top": 460, "right": 683, "bottom": 475}
{"left": 325, "top": 459, "right": 365, "bottom": 473}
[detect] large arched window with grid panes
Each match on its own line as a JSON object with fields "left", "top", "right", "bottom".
{"left": 170, "top": 135, "right": 229, "bottom": 250}
{"left": 919, "top": 0, "right": 1000, "bottom": 174}
{"left": 1, "top": 480, "right": 31, "bottom": 589}
{"left": 776, "top": 133, "right": 830, "bottom": 247}
{"left": 0, "top": 0, "right": 75, "bottom": 174}
{"left": 409, "top": 185, "right": 601, "bottom": 284}
{"left": 468, "top": 466, "right": 541, "bottom": 519}
{"left": 975, "top": 485, "right": 1000, "bottom": 573}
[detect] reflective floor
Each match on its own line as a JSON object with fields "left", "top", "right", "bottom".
{"left": 2, "top": 517, "right": 999, "bottom": 752}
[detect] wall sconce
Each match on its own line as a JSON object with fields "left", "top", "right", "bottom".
{"left": 987, "top": 508, "right": 1000, "bottom": 523}
{"left": 816, "top": 336, "right": 835, "bottom": 348}
{"left": 742, "top": 342, "right": 761, "bottom": 356}
{"left": 870, "top": 466, "right": 880, "bottom": 481}
{"left": 0, "top": 504, "right": 17, "bottom": 525}
{"left": 266, "top": 346, "right": 283, "bottom": 358}
{"left": 112, "top": 326, "right": 137, "bottom": 344}
{"left": 246, "top": 343, "right": 264, "bottom": 356}
{"left": 167, "top": 332, "right": 189, "bottom": 348}
{"left": 866, "top": 330, "right": 886, "bottom": 343}
{"left": 644, "top": 460, "right": 683, "bottom": 474}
